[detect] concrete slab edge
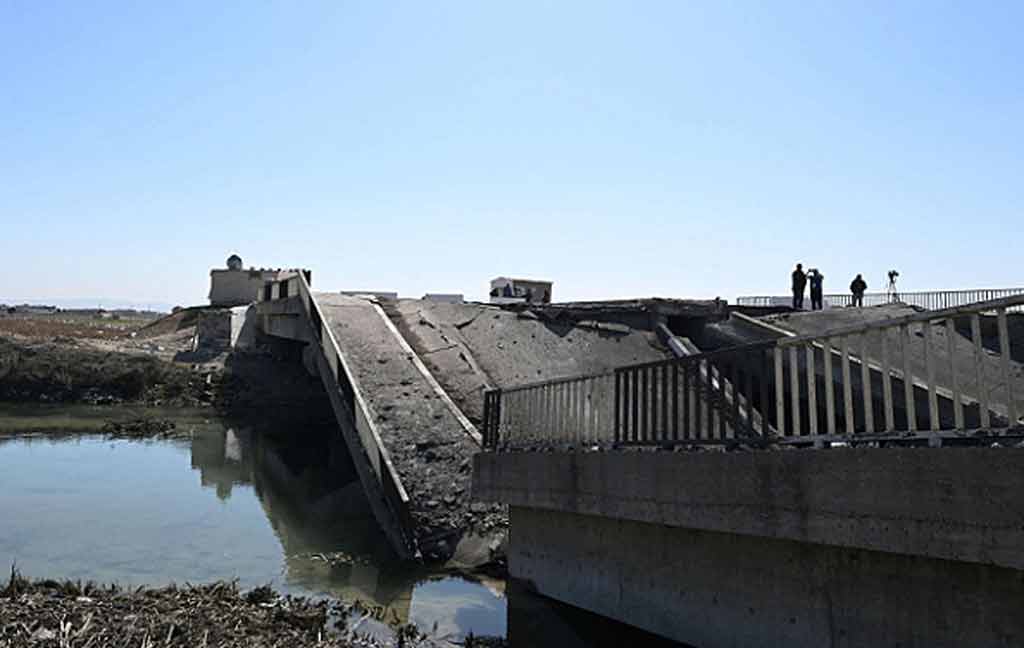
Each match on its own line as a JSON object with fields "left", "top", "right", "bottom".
{"left": 369, "top": 300, "right": 483, "bottom": 446}
{"left": 252, "top": 292, "right": 417, "bottom": 558}
{"left": 731, "top": 311, "right": 796, "bottom": 337}
{"left": 304, "top": 291, "right": 417, "bottom": 558}
{"left": 313, "top": 347, "right": 416, "bottom": 560}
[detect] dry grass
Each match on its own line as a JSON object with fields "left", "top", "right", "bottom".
{"left": 0, "top": 568, "right": 430, "bottom": 647}
{"left": 0, "top": 315, "right": 150, "bottom": 341}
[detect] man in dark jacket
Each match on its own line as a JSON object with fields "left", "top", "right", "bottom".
{"left": 791, "top": 264, "right": 807, "bottom": 310}
{"left": 808, "top": 269, "right": 825, "bottom": 310}
{"left": 850, "top": 274, "right": 868, "bottom": 307}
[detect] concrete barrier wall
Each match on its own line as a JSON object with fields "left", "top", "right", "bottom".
{"left": 478, "top": 449, "right": 1024, "bottom": 645}
{"left": 194, "top": 309, "right": 233, "bottom": 350}
{"left": 510, "top": 505, "right": 1024, "bottom": 647}
{"left": 311, "top": 345, "right": 412, "bottom": 557}
{"left": 258, "top": 297, "right": 309, "bottom": 342}
{"left": 474, "top": 448, "right": 1024, "bottom": 570}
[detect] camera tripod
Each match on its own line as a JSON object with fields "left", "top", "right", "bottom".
{"left": 886, "top": 274, "right": 900, "bottom": 303}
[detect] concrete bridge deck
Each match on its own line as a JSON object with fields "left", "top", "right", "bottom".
{"left": 387, "top": 298, "right": 688, "bottom": 424}
{"left": 315, "top": 294, "right": 488, "bottom": 559}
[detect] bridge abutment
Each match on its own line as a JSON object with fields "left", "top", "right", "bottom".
{"left": 510, "top": 507, "right": 1022, "bottom": 647}
{"left": 475, "top": 449, "right": 1024, "bottom": 646}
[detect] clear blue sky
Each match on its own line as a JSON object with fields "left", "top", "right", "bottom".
{"left": 2, "top": 1, "right": 1022, "bottom": 308}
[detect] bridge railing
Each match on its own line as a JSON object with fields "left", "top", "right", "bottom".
{"left": 259, "top": 272, "right": 416, "bottom": 556}
{"left": 736, "top": 288, "right": 1024, "bottom": 312}
{"left": 483, "top": 341, "right": 779, "bottom": 449}
{"left": 483, "top": 371, "right": 617, "bottom": 448}
{"left": 770, "top": 293, "right": 1024, "bottom": 446}
{"left": 484, "top": 294, "right": 1024, "bottom": 450}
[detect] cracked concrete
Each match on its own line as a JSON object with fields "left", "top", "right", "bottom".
{"left": 388, "top": 299, "right": 674, "bottom": 425}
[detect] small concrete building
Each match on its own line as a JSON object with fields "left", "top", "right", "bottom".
{"left": 209, "top": 255, "right": 291, "bottom": 307}
{"left": 489, "top": 277, "right": 553, "bottom": 305}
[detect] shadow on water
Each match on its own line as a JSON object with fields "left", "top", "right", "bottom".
{"left": 187, "top": 423, "right": 509, "bottom": 640}
{"left": 507, "top": 580, "right": 690, "bottom": 648}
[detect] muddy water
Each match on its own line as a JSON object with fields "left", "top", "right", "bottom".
{"left": 0, "top": 408, "right": 505, "bottom": 643}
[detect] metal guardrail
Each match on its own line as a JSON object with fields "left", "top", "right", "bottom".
{"left": 771, "top": 294, "right": 1024, "bottom": 445}
{"left": 258, "top": 272, "right": 416, "bottom": 557}
{"left": 483, "top": 371, "right": 617, "bottom": 447}
{"left": 614, "top": 342, "right": 777, "bottom": 445}
{"left": 483, "top": 294, "right": 1024, "bottom": 450}
{"left": 736, "top": 288, "right": 1024, "bottom": 311}
{"left": 483, "top": 341, "right": 779, "bottom": 449}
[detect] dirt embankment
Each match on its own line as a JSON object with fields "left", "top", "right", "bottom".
{"left": 0, "top": 337, "right": 205, "bottom": 406}
{"left": 0, "top": 307, "right": 336, "bottom": 430}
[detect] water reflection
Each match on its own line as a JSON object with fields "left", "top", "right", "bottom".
{"left": 188, "top": 424, "right": 506, "bottom": 639}
{"left": 1, "top": 415, "right": 686, "bottom": 645}
{"left": 191, "top": 426, "right": 682, "bottom": 646}
{"left": 0, "top": 418, "right": 505, "bottom": 642}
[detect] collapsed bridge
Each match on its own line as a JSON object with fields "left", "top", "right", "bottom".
{"left": 251, "top": 272, "right": 721, "bottom": 559}
{"left": 251, "top": 271, "right": 1024, "bottom": 567}
{"left": 248, "top": 270, "right": 1024, "bottom": 645}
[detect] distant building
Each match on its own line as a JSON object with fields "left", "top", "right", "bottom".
{"left": 489, "top": 277, "right": 553, "bottom": 305}
{"left": 209, "top": 255, "right": 293, "bottom": 307}
{"left": 13, "top": 304, "right": 59, "bottom": 315}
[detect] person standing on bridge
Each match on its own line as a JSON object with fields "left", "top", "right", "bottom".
{"left": 791, "top": 263, "right": 807, "bottom": 310}
{"left": 808, "top": 269, "right": 825, "bottom": 310}
{"left": 850, "top": 273, "right": 868, "bottom": 307}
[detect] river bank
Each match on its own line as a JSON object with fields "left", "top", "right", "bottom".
{"left": 0, "top": 331, "right": 509, "bottom": 566}
{"left": 0, "top": 333, "right": 335, "bottom": 431}
{"left": 0, "top": 312, "right": 510, "bottom": 563}
{"left": 0, "top": 570, "right": 512, "bottom": 647}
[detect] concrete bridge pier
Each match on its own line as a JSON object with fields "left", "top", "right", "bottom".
{"left": 475, "top": 448, "right": 1024, "bottom": 647}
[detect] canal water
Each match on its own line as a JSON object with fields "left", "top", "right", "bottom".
{"left": 0, "top": 406, "right": 683, "bottom": 647}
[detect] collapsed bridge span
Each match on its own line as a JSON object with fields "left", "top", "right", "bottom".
{"left": 251, "top": 275, "right": 711, "bottom": 559}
